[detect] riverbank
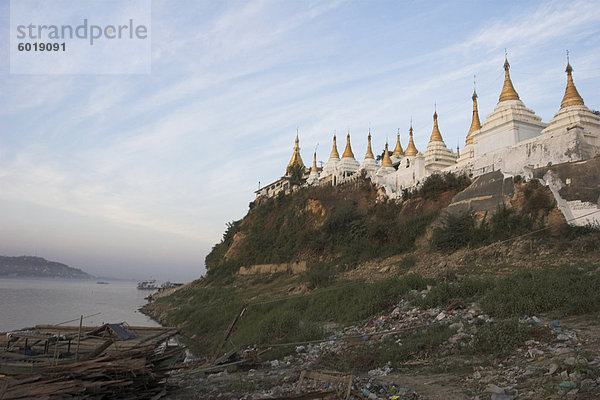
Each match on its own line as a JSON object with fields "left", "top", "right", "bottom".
{"left": 143, "top": 255, "right": 600, "bottom": 398}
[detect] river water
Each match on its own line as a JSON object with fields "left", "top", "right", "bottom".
{"left": 0, "top": 278, "right": 161, "bottom": 332}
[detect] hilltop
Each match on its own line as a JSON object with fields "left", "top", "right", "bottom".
{"left": 0, "top": 256, "right": 92, "bottom": 279}
{"left": 205, "top": 172, "right": 470, "bottom": 278}
{"left": 142, "top": 165, "right": 600, "bottom": 399}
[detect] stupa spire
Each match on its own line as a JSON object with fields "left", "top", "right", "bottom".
{"left": 392, "top": 128, "right": 404, "bottom": 156}
{"left": 429, "top": 110, "right": 444, "bottom": 143}
{"left": 560, "top": 52, "right": 585, "bottom": 109}
{"left": 404, "top": 123, "right": 419, "bottom": 156}
{"left": 310, "top": 151, "right": 318, "bottom": 173}
{"left": 498, "top": 54, "right": 520, "bottom": 103}
{"left": 286, "top": 133, "right": 305, "bottom": 174}
{"left": 365, "top": 131, "right": 375, "bottom": 159}
{"left": 381, "top": 141, "right": 393, "bottom": 167}
{"left": 329, "top": 135, "right": 340, "bottom": 159}
{"left": 342, "top": 132, "right": 355, "bottom": 159}
{"left": 466, "top": 80, "right": 481, "bottom": 144}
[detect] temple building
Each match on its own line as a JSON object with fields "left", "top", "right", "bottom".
{"left": 256, "top": 56, "right": 600, "bottom": 224}
{"left": 468, "top": 58, "right": 546, "bottom": 157}
{"left": 359, "top": 132, "right": 378, "bottom": 174}
{"left": 338, "top": 133, "right": 360, "bottom": 178}
{"left": 423, "top": 110, "right": 457, "bottom": 173}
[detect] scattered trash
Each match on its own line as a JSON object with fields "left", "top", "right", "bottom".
{"left": 559, "top": 381, "right": 577, "bottom": 389}
{"left": 145, "top": 290, "right": 600, "bottom": 399}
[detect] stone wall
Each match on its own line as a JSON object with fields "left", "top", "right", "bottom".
{"left": 238, "top": 261, "right": 308, "bottom": 275}
{"left": 532, "top": 156, "right": 600, "bottom": 227}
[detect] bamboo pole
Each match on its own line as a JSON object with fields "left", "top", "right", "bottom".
{"left": 53, "top": 330, "right": 60, "bottom": 366}
{"left": 75, "top": 315, "right": 83, "bottom": 360}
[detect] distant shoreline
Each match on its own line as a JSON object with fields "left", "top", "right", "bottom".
{"left": 0, "top": 275, "right": 137, "bottom": 282}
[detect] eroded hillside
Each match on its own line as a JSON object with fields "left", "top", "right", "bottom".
{"left": 143, "top": 169, "right": 600, "bottom": 399}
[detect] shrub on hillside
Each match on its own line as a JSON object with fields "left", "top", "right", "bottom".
{"left": 429, "top": 210, "right": 488, "bottom": 251}
{"left": 403, "top": 172, "right": 471, "bottom": 200}
{"left": 471, "top": 319, "right": 532, "bottom": 355}
{"left": 304, "top": 262, "right": 337, "bottom": 289}
{"left": 430, "top": 203, "right": 549, "bottom": 251}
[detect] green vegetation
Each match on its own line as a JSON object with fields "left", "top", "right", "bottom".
{"left": 161, "top": 172, "right": 600, "bottom": 367}
{"left": 156, "top": 274, "right": 432, "bottom": 353}
{"left": 157, "top": 261, "right": 600, "bottom": 358}
{"left": 319, "top": 324, "right": 457, "bottom": 372}
{"left": 480, "top": 264, "right": 600, "bottom": 318}
{"left": 430, "top": 179, "right": 556, "bottom": 251}
{"left": 285, "top": 163, "right": 306, "bottom": 187}
{"left": 402, "top": 172, "right": 471, "bottom": 200}
{"left": 470, "top": 319, "right": 535, "bottom": 356}
{"left": 430, "top": 203, "right": 551, "bottom": 251}
{"left": 304, "top": 262, "right": 337, "bottom": 289}
{"left": 205, "top": 177, "right": 441, "bottom": 278}
{"left": 413, "top": 264, "right": 600, "bottom": 319}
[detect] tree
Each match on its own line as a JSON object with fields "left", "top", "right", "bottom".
{"left": 376, "top": 150, "right": 393, "bottom": 162}
{"left": 286, "top": 164, "right": 306, "bottom": 187}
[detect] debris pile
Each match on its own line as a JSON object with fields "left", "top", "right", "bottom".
{"left": 0, "top": 324, "right": 184, "bottom": 399}
{"left": 168, "top": 291, "right": 600, "bottom": 399}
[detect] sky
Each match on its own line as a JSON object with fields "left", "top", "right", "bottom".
{"left": 1, "top": 0, "right": 599, "bottom": 282}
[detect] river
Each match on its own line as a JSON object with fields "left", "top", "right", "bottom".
{"left": 0, "top": 278, "right": 160, "bottom": 332}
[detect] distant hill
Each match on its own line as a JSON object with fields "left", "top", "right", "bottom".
{"left": 0, "top": 256, "right": 92, "bottom": 279}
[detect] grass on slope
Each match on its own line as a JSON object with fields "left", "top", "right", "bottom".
{"left": 157, "top": 261, "right": 600, "bottom": 357}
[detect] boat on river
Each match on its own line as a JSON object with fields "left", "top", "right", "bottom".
{"left": 136, "top": 279, "right": 158, "bottom": 290}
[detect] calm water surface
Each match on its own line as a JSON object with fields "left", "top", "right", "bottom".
{"left": 0, "top": 278, "right": 160, "bottom": 332}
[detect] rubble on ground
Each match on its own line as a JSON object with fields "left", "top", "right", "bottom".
{"left": 166, "top": 291, "right": 600, "bottom": 399}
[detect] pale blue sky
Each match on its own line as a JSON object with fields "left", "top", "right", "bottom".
{"left": 1, "top": 0, "right": 599, "bottom": 281}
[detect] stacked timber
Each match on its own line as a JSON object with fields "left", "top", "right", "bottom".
{"left": 0, "top": 325, "right": 184, "bottom": 399}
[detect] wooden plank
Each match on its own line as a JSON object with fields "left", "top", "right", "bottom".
{"left": 0, "top": 379, "right": 8, "bottom": 398}
{"left": 82, "top": 339, "right": 113, "bottom": 360}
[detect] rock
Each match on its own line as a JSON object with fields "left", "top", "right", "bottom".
{"left": 485, "top": 384, "right": 505, "bottom": 394}
{"left": 576, "top": 356, "right": 588, "bottom": 366}
{"left": 564, "top": 356, "right": 576, "bottom": 366}
{"left": 270, "top": 360, "right": 279, "bottom": 367}
{"left": 491, "top": 395, "right": 517, "bottom": 400}
{"left": 580, "top": 378, "right": 594, "bottom": 388}
{"left": 449, "top": 322, "right": 464, "bottom": 330}
{"left": 546, "top": 364, "right": 558, "bottom": 375}
{"left": 560, "top": 371, "right": 569, "bottom": 381}
{"left": 568, "top": 372, "right": 580, "bottom": 383}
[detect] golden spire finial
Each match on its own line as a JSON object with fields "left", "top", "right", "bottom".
{"left": 429, "top": 109, "right": 444, "bottom": 143}
{"left": 392, "top": 128, "right": 404, "bottom": 156}
{"left": 286, "top": 133, "right": 305, "bottom": 174}
{"left": 365, "top": 131, "right": 375, "bottom": 159}
{"left": 456, "top": 143, "right": 460, "bottom": 159}
{"left": 342, "top": 132, "right": 355, "bottom": 159}
{"left": 311, "top": 151, "right": 318, "bottom": 172}
{"left": 466, "top": 77, "right": 481, "bottom": 145}
{"left": 560, "top": 52, "right": 585, "bottom": 108}
{"left": 498, "top": 54, "right": 520, "bottom": 102}
{"left": 329, "top": 134, "right": 340, "bottom": 159}
{"left": 381, "top": 141, "right": 393, "bottom": 167}
{"left": 404, "top": 124, "right": 419, "bottom": 156}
